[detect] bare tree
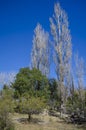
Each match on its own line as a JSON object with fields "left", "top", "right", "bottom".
{"left": 50, "top": 2, "right": 72, "bottom": 114}
{"left": 0, "top": 72, "right": 16, "bottom": 88}
{"left": 75, "top": 53, "right": 85, "bottom": 109}
{"left": 0, "top": 73, "right": 6, "bottom": 88}
{"left": 8, "top": 72, "right": 16, "bottom": 85}
{"left": 66, "top": 71, "right": 75, "bottom": 106}
{"left": 31, "top": 23, "right": 50, "bottom": 77}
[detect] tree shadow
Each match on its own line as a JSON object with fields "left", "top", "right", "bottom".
{"left": 17, "top": 117, "right": 44, "bottom": 124}
{"left": 70, "top": 124, "right": 86, "bottom": 130}
{"left": 79, "top": 125, "right": 86, "bottom": 130}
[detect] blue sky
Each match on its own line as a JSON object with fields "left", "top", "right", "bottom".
{"left": 0, "top": 0, "right": 86, "bottom": 73}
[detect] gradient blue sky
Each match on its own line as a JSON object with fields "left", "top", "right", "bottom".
{"left": 0, "top": 0, "right": 86, "bottom": 73}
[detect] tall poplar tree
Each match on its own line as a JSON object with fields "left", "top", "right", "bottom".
{"left": 50, "top": 3, "right": 72, "bottom": 113}
{"left": 31, "top": 23, "right": 50, "bottom": 77}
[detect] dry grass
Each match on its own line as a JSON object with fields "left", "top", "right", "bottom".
{"left": 12, "top": 113, "right": 86, "bottom": 130}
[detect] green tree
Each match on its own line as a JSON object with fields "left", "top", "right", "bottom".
{"left": 12, "top": 67, "right": 49, "bottom": 99}
{"left": 48, "top": 78, "right": 60, "bottom": 109}
{"left": 12, "top": 67, "right": 50, "bottom": 115}
{"left": 18, "top": 94, "right": 47, "bottom": 122}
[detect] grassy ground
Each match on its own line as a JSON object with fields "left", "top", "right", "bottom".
{"left": 12, "top": 113, "right": 86, "bottom": 130}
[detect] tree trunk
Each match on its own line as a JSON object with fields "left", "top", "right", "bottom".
{"left": 59, "top": 81, "right": 64, "bottom": 118}
{"left": 28, "top": 113, "right": 31, "bottom": 122}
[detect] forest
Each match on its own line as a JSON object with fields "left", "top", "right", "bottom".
{"left": 0, "top": 2, "right": 86, "bottom": 130}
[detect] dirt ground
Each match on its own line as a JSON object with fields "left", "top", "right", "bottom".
{"left": 12, "top": 113, "right": 86, "bottom": 130}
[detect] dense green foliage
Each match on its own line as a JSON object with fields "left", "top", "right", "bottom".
{"left": 67, "top": 90, "right": 86, "bottom": 113}
{"left": 48, "top": 78, "right": 60, "bottom": 109}
{"left": 12, "top": 68, "right": 49, "bottom": 98}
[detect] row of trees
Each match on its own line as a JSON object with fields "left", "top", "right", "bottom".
{"left": 0, "top": 66, "right": 86, "bottom": 125}
{"left": 31, "top": 2, "right": 86, "bottom": 115}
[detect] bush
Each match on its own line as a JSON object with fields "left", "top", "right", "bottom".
{"left": 0, "top": 88, "right": 15, "bottom": 130}
{"left": 0, "top": 111, "right": 14, "bottom": 130}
